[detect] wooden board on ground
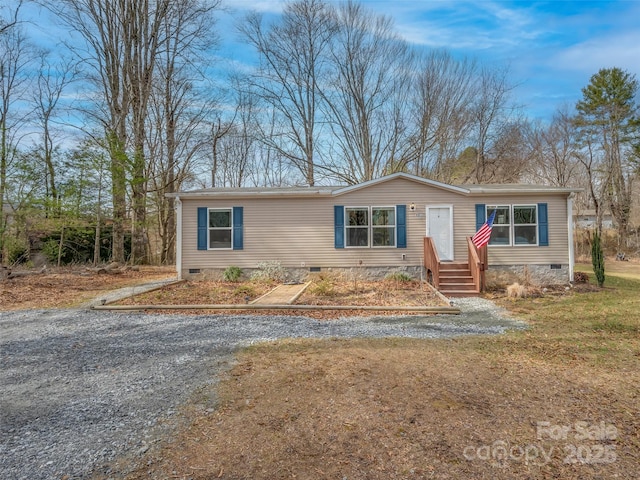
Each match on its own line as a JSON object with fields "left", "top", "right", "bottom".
{"left": 250, "top": 282, "right": 311, "bottom": 305}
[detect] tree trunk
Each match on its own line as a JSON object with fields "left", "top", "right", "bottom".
{"left": 109, "top": 133, "right": 127, "bottom": 264}
{"left": 0, "top": 121, "right": 6, "bottom": 266}
{"left": 57, "top": 225, "right": 65, "bottom": 267}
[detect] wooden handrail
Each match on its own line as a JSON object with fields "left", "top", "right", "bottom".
{"left": 467, "top": 237, "right": 486, "bottom": 292}
{"left": 423, "top": 237, "right": 440, "bottom": 288}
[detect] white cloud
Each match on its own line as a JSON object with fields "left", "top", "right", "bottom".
{"left": 223, "top": 0, "right": 286, "bottom": 14}
{"left": 553, "top": 31, "right": 640, "bottom": 76}
{"left": 384, "top": 1, "right": 545, "bottom": 53}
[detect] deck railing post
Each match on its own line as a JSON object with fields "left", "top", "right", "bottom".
{"left": 423, "top": 237, "right": 440, "bottom": 289}
{"left": 466, "top": 236, "right": 484, "bottom": 293}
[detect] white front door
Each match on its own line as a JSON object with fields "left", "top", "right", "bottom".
{"left": 426, "top": 206, "right": 453, "bottom": 261}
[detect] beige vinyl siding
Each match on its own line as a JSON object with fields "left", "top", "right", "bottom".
{"left": 179, "top": 177, "right": 571, "bottom": 272}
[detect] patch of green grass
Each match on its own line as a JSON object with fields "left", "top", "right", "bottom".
{"left": 234, "top": 284, "right": 257, "bottom": 297}
{"left": 308, "top": 278, "right": 335, "bottom": 296}
{"left": 474, "top": 272, "right": 640, "bottom": 370}
{"left": 575, "top": 260, "right": 640, "bottom": 281}
{"left": 223, "top": 266, "right": 243, "bottom": 282}
{"left": 384, "top": 271, "right": 414, "bottom": 283}
{"left": 592, "top": 320, "right": 640, "bottom": 334}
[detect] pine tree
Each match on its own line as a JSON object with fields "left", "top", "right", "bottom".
{"left": 591, "top": 231, "right": 605, "bottom": 288}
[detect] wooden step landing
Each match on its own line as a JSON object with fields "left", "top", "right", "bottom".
{"left": 438, "top": 262, "right": 480, "bottom": 297}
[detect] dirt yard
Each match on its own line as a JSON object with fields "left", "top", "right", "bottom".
{"left": 121, "top": 338, "right": 637, "bottom": 480}
{"left": 113, "top": 275, "right": 445, "bottom": 319}
{"left": 0, "top": 266, "right": 175, "bottom": 310}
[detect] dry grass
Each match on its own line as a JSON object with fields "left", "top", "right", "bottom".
{"left": 117, "top": 279, "right": 275, "bottom": 306}
{"left": 0, "top": 266, "right": 175, "bottom": 310}
{"left": 110, "top": 262, "right": 640, "bottom": 480}
{"left": 115, "top": 276, "right": 445, "bottom": 319}
{"left": 123, "top": 337, "right": 638, "bottom": 480}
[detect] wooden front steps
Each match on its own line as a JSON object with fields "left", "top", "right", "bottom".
{"left": 438, "top": 262, "right": 480, "bottom": 297}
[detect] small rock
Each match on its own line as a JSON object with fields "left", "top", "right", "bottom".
{"left": 137, "top": 445, "right": 149, "bottom": 456}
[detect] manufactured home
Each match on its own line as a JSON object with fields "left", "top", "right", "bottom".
{"left": 170, "top": 173, "right": 579, "bottom": 296}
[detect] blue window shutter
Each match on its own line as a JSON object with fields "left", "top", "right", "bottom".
{"left": 396, "top": 205, "right": 407, "bottom": 248}
{"left": 233, "top": 206, "right": 243, "bottom": 250}
{"left": 197, "top": 207, "right": 208, "bottom": 250}
{"left": 538, "top": 203, "right": 548, "bottom": 246}
{"left": 475, "top": 204, "right": 486, "bottom": 231}
{"left": 334, "top": 205, "right": 344, "bottom": 249}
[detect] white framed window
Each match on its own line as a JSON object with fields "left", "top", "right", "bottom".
{"left": 345, "top": 206, "right": 396, "bottom": 248}
{"left": 346, "top": 207, "right": 369, "bottom": 247}
{"left": 372, "top": 207, "right": 396, "bottom": 247}
{"left": 208, "top": 208, "right": 232, "bottom": 249}
{"left": 486, "top": 204, "right": 538, "bottom": 246}
{"left": 513, "top": 205, "right": 538, "bottom": 245}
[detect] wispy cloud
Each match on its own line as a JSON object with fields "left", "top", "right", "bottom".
{"left": 373, "top": 0, "right": 640, "bottom": 120}
{"left": 381, "top": 1, "right": 547, "bottom": 52}
{"left": 553, "top": 31, "right": 640, "bottom": 74}
{"left": 224, "top": 0, "right": 286, "bottom": 14}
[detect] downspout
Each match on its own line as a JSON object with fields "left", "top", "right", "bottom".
{"left": 175, "top": 196, "right": 182, "bottom": 280}
{"left": 567, "top": 193, "right": 575, "bottom": 282}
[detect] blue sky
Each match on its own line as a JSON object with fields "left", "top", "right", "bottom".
{"left": 220, "top": 0, "right": 640, "bottom": 122}
{"left": 21, "top": 0, "right": 640, "bottom": 123}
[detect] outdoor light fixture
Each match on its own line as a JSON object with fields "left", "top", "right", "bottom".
{"left": 409, "top": 202, "right": 416, "bottom": 211}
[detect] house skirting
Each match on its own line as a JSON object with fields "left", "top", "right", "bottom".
{"left": 485, "top": 264, "right": 571, "bottom": 287}
{"left": 182, "top": 263, "right": 571, "bottom": 286}
{"left": 182, "top": 265, "right": 424, "bottom": 283}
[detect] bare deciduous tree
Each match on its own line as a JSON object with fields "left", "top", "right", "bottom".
{"left": 239, "top": 0, "right": 334, "bottom": 186}
{"left": 48, "top": 0, "right": 131, "bottom": 263}
{"left": 470, "top": 66, "right": 516, "bottom": 183}
{"left": 526, "top": 108, "right": 580, "bottom": 187}
{"left": 32, "top": 54, "right": 77, "bottom": 216}
{"left": 0, "top": 11, "right": 35, "bottom": 264}
{"left": 323, "top": 1, "right": 411, "bottom": 184}
{"left": 146, "top": 0, "right": 221, "bottom": 264}
{"left": 404, "top": 50, "right": 477, "bottom": 179}
{"left": 122, "top": 0, "right": 171, "bottom": 264}
{"left": 211, "top": 89, "right": 260, "bottom": 188}
{"left": 0, "top": 0, "right": 22, "bottom": 36}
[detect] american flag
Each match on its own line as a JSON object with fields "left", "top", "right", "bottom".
{"left": 472, "top": 210, "right": 497, "bottom": 249}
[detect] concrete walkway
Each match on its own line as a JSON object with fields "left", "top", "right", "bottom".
{"left": 81, "top": 277, "right": 182, "bottom": 308}
{"left": 250, "top": 282, "right": 311, "bottom": 305}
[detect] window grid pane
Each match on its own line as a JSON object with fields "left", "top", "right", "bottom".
{"left": 347, "top": 208, "right": 368, "bottom": 226}
{"left": 514, "top": 206, "right": 536, "bottom": 224}
{"left": 373, "top": 227, "right": 395, "bottom": 247}
{"left": 209, "top": 210, "right": 231, "bottom": 228}
{"left": 347, "top": 227, "right": 369, "bottom": 247}
{"left": 490, "top": 226, "right": 510, "bottom": 245}
{"left": 489, "top": 206, "right": 510, "bottom": 225}
{"left": 514, "top": 226, "right": 537, "bottom": 245}
{"left": 209, "top": 230, "right": 232, "bottom": 249}
{"left": 372, "top": 208, "right": 395, "bottom": 226}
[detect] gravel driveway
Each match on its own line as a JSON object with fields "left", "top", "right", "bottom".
{"left": 1, "top": 300, "right": 523, "bottom": 479}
